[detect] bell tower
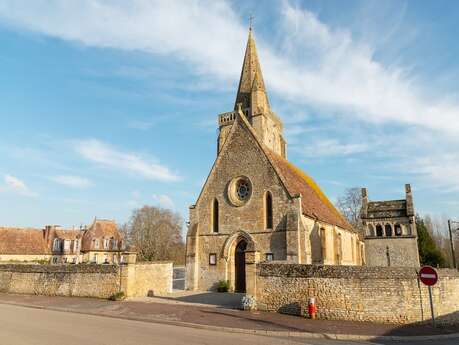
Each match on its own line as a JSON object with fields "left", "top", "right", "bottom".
{"left": 218, "top": 27, "right": 286, "bottom": 158}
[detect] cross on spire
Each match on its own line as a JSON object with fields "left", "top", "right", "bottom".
{"left": 249, "top": 15, "right": 254, "bottom": 30}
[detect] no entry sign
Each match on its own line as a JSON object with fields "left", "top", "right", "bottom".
{"left": 419, "top": 266, "right": 438, "bottom": 286}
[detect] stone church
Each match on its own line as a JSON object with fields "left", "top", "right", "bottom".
{"left": 186, "top": 28, "right": 363, "bottom": 292}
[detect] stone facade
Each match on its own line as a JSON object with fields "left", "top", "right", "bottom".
{"left": 250, "top": 262, "right": 459, "bottom": 324}
{"left": 361, "top": 185, "right": 420, "bottom": 267}
{"left": 0, "top": 257, "right": 172, "bottom": 298}
{"left": 186, "top": 28, "right": 363, "bottom": 293}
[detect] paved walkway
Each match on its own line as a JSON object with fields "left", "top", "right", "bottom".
{"left": 0, "top": 293, "right": 458, "bottom": 339}
{"left": 132, "top": 290, "right": 245, "bottom": 309}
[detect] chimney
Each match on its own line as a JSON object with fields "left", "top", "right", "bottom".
{"left": 43, "top": 225, "right": 53, "bottom": 242}
{"left": 360, "top": 188, "right": 368, "bottom": 219}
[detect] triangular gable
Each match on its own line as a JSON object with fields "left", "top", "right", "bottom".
{"left": 193, "top": 112, "right": 353, "bottom": 231}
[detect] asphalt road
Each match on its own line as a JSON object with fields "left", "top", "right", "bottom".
{"left": 0, "top": 304, "right": 456, "bottom": 345}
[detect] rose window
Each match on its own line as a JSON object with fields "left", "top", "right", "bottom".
{"left": 228, "top": 176, "right": 252, "bottom": 206}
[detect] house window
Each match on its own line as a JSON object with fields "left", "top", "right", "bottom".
{"left": 209, "top": 253, "right": 217, "bottom": 265}
{"left": 265, "top": 192, "right": 273, "bottom": 229}
{"left": 53, "top": 238, "right": 61, "bottom": 251}
{"left": 376, "top": 225, "right": 383, "bottom": 237}
{"left": 394, "top": 224, "right": 402, "bottom": 236}
{"left": 93, "top": 254, "right": 98, "bottom": 263}
{"left": 111, "top": 239, "right": 118, "bottom": 250}
{"left": 93, "top": 239, "right": 100, "bottom": 249}
{"left": 64, "top": 240, "right": 70, "bottom": 251}
{"left": 52, "top": 257, "right": 58, "bottom": 264}
{"left": 265, "top": 253, "right": 274, "bottom": 261}
{"left": 212, "top": 199, "right": 219, "bottom": 233}
{"left": 103, "top": 254, "right": 109, "bottom": 264}
{"left": 103, "top": 238, "right": 110, "bottom": 250}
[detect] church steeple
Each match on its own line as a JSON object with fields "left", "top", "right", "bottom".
{"left": 234, "top": 28, "right": 270, "bottom": 117}
{"left": 218, "top": 26, "right": 286, "bottom": 158}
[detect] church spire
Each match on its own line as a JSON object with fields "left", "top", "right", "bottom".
{"left": 234, "top": 27, "right": 270, "bottom": 115}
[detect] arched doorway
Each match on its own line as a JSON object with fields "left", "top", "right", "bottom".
{"left": 235, "top": 239, "right": 248, "bottom": 292}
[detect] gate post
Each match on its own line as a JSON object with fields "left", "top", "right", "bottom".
{"left": 244, "top": 250, "right": 260, "bottom": 298}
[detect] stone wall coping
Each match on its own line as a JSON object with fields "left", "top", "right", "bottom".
{"left": 258, "top": 263, "right": 459, "bottom": 279}
{"left": 0, "top": 263, "right": 118, "bottom": 274}
{"left": 135, "top": 261, "right": 173, "bottom": 265}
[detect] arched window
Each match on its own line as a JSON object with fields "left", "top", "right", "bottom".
{"left": 320, "top": 228, "right": 326, "bottom": 261}
{"left": 376, "top": 224, "right": 383, "bottom": 237}
{"left": 265, "top": 192, "right": 273, "bottom": 229}
{"left": 212, "top": 199, "right": 219, "bottom": 233}
{"left": 385, "top": 224, "right": 393, "bottom": 237}
{"left": 368, "top": 224, "right": 375, "bottom": 237}
{"left": 334, "top": 232, "right": 342, "bottom": 265}
{"left": 394, "top": 224, "right": 402, "bottom": 236}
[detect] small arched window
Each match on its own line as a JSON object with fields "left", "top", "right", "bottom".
{"left": 376, "top": 225, "right": 383, "bottom": 237}
{"left": 385, "top": 224, "right": 393, "bottom": 237}
{"left": 394, "top": 224, "right": 402, "bottom": 236}
{"left": 265, "top": 192, "right": 273, "bottom": 229}
{"left": 212, "top": 199, "right": 219, "bottom": 233}
{"left": 368, "top": 224, "right": 375, "bottom": 237}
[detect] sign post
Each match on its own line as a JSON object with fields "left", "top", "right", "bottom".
{"left": 419, "top": 266, "right": 438, "bottom": 327}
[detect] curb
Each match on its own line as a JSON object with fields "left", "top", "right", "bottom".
{"left": 1, "top": 300, "right": 458, "bottom": 342}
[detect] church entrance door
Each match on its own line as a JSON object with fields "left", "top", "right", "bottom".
{"left": 235, "top": 239, "right": 247, "bottom": 292}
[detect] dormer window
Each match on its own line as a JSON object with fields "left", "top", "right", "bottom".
{"left": 93, "top": 239, "right": 100, "bottom": 249}
{"left": 103, "top": 238, "right": 110, "bottom": 250}
{"left": 53, "top": 238, "right": 61, "bottom": 252}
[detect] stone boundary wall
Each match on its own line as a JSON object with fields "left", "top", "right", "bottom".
{"left": 253, "top": 262, "right": 459, "bottom": 324}
{"left": 0, "top": 261, "right": 173, "bottom": 299}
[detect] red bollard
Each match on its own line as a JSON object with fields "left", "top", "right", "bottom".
{"left": 308, "top": 297, "right": 317, "bottom": 319}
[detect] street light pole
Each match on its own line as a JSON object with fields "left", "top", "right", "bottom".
{"left": 448, "top": 220, "right": 458, "bottom": 270}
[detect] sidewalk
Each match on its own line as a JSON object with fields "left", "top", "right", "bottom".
{"left": 0, "top": 293, "right": 458, "bottom": 341}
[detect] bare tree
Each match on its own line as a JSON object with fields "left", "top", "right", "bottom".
{"left": 335, "top": 187, "right": 363, "bottom": 230}
{"left": 123, "top": 206, "right": 185, "bottom": 263}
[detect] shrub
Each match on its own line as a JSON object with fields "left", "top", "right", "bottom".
{"left": 217, "top": 280, "right": 229, "bottom": 292}
{"left": 108, "top": 291, "right": 125, "bottom": 301}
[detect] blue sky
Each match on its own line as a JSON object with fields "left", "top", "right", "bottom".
{"left": 0, "top": 0, "right": 458, "bottom": 231}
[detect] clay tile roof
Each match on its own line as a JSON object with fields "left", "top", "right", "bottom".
{"left": 54, "top": 229, "right": 82, "bottom": 240}
{"left": 0, "top": 227, "right": 49, "bottom": 255}
{"left": 81, "top": 219, "right": 122, "bottom": 251}
{"left": 265, "top": 150, "right": 353, "bottom": 231}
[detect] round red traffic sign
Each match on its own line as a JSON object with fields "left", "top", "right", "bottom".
{"left": 419, "top": 266, "right": 438, "bottom": 286}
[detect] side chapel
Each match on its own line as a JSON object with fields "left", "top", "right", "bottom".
{"left": 186, "top": 28, "right": 364, "bottom": 292}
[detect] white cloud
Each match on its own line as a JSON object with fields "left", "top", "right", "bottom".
{"left": 152, "top": 193, "right": 175, "bottom": 210}
{"left": 128, "top": 120, "right": 155, "bottom": 131}
{"left": 74, "top": 139, "right": 181, "bottom": 182}
{"left": 300, "top": 139, "right": 369, "bottom": 157}
{"left": 52, "top": 175, "right": 92, "bottom": 188}
{"left": 3, "top": 174, "right": 38, "bottom": 197}
{"left": 1, "top": 0, "right": 459, "bottom": 195}
{"left": 406, "top": 153, "right": 459, "bottom": 192}
{"left": 0, "top": 1, "right": 457, "bottom": 135}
